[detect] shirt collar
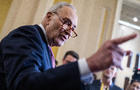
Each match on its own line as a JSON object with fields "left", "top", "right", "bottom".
{"left": 100, "top": 79, "right": 112, "bottom": 86}
{"left": 39, "top": 24, "right": 46, "bottom": 37}
{"left": 38, "top": 24, "right": 50, "bottom": 44}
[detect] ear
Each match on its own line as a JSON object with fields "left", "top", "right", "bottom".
{"left": 45, "top": 12, "right": 53, "bottom": 25}
{"left": 45, "top": 12, "right": 53, "bottom": 21}
{"left": 62, "top": 59, "right": 65, "bottom": 64}
{"left": 46, "top": 12, "right": 53, "bottom": 19}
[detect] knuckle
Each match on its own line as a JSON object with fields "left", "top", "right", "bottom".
{"left": 104, "top": 40, "right": 112, "bottom": 48}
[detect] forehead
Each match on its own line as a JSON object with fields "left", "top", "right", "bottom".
{"left": 57, "top": 6, "right": 78, "bottom": 27}
{"left": 110, "top": 65, "right": 117, "bottom": 69}
{"left": 104, "top": 66, "right": 117, "bottom": 72}
{"left": 132, "top": 82, "right": 140, "bottom": 86}
{"left": 65, "top": 55, "right": 77, "bottom": 61}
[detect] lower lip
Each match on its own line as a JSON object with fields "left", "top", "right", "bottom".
{"left": 60, "top": 36, "right": 66, "bottom": 41}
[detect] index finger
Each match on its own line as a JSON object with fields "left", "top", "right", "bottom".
{"left": 111, "top": 33, "right": 137, "bottom": 45}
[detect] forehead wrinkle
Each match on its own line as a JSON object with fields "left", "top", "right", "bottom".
{"left": 56, "top": 6, "right": 77, "bottom": 28}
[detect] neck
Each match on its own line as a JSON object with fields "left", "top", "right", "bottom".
{"left": 41, "top": 22, "right": 54, "bottom": 47}
{"left": 102, "top": 76, "right": 112, "bottom": 86}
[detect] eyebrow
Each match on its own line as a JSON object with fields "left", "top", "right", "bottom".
{"left": 64, "top": 17, "right": 77, "bottom": 29}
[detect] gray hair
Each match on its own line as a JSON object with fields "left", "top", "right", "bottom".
{"left": 48, "top": 2, "right": 76, "bottom": 13}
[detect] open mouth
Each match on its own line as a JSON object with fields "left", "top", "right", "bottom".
{"left": 60, "top": 35, "right": 67, "bottom": 41}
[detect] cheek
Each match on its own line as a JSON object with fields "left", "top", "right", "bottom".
{"left": 50, "top": 23, "right": 62, "bottom": 37}
{"left": 51, "top": 22, "right": 61, "bottom": 31}
{"left": 49, "top": 19, "right": 61, "bottom": 31}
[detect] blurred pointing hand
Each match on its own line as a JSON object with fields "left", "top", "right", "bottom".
{"left": 87, "top": 33, "right": 137, "bottom": 72}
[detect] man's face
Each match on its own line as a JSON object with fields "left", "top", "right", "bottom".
{"left": 46, "top": 6, "right": 78, "bottom": 46}
{"left": 129, "top": 82, "right": 140, "bottom": 90}
{"left": 102, "top": 65, "right": 117, "bottom": 79}
{"left": 63, "top": 55, "right": 77, "bottom": 64}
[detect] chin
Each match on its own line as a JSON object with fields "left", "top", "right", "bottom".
{"left": 104, "top": 74, "right": 111, "bottom": 78}
{"left": 58, "top": 41, "right": 64, "bottom": 46}
{"left": 55, "top": 40, "right": 65, "bottom": 46}
{"left": 56, "top": 43, "right": 64, "bottom": 46}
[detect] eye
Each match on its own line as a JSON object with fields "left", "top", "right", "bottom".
{"left": 67, "top": 21, "right": 72, "bottom": 26}
{"left": 63, "top": 18, "right": 72, "bottom": 26}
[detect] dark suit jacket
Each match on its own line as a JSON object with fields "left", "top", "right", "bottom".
{"left": 83, "top": 80, "right": 123, "bottom": 90}
{"left": 0, "top": 25, "right": 81, "bottom": 90}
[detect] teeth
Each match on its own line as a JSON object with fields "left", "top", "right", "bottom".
{"left": 60, "top": 36, "right": 65, "bottom": 41}
{"left": 63, "top": 36, "right": 66, "bottom": 39}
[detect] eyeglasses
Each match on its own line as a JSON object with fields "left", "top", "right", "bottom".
{"left": 53, "top": 12, "right": 78, "bottom": 38}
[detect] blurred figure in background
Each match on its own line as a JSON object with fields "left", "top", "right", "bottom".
{"left": 126, "top": 69, "right": 140, "bottom": 90}
{"left": 62, "top": 50, "right": 79, "bottom": 64}
{"left": 83, "top": 65, "right": 122, "bottom": 90}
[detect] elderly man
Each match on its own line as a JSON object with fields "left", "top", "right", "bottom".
{"left": 0, "top": 2, "right": 137, "bottom": 90}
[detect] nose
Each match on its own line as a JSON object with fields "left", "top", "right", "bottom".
{"left": 62, "top": 24, "right": 73, "bottom": 38}
{"left": 64, "top": 29, "right": 72, "bottom": 38}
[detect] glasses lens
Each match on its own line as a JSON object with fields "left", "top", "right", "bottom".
{"left": 55, "top": 13, "right": 78, "bottom": 38}
{"left": 62, "top": 24, "right": 77, "bottom": 38}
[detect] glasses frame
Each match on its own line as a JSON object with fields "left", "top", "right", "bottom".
{"left": 53, "top": 12, "right": 78, "bottom": 38}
